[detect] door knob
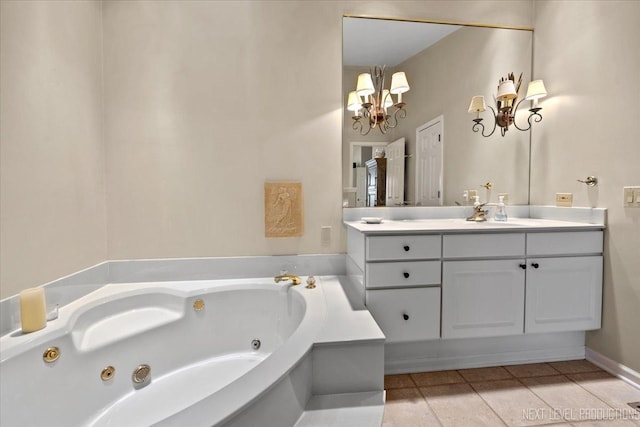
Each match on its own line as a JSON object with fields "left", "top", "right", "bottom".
{"left": 403, "top": 245, "right": 410, "bottom": 252}
{"left": 519, "top": 263, "right": 526, "bottom": 269}
{"left": 403, "top": 272, "right": 410, "bottom": 278}
{"left": 402, "top": 313, "right": 409, "bottom": 320}
{"left": 531, "top": 263, "right": 539, "bottom": 269}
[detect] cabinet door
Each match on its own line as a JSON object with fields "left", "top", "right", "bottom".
{"left": 366, "top": 287, "right": 441, "bottom": 343}
{"left": 525, "top": 256, "right": 603, "bottom": 333}
{"left": 442, "top": 260, "right": 525, "bottom": 339}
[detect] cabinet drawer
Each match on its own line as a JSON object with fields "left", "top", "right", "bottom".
{"left": 366, "top": 287, "right": 440, "bottom": 343}
{"left": 527, "top": 231, "right": 603, "bottom": 256}
{"left": 366, "top": 261, "right": 441, "bottom": 288}
{"left": 366, "top": 235, "right": 441, "bottom": 261}
{"left": 443, "top": 233, "right": 525, "bottom": 258}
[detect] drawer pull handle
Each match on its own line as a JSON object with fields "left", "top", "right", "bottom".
{"left": 519, "top": 264, "right": 526, "bottom": 270}
{"left": 402, "top": 313, "right": 409, "bottom": 321}
{"left": 403, "top": 245, "right": 410, "bottom": 252}
{"left": 403, "top": 272, "right": 410, "bottom": 279}
{"left": 531, "top": 263, "right": 539, "bottom": 269}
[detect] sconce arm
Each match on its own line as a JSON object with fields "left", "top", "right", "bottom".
{"left": 352, "top": 116, "right": 372, "bottom": 136}
{"left": 385, "top": 105, "right": 407, "bottom": 130}
{"left": 472, "top": 105, "right": 498, "bottom": 137}
{"left": 512, "top": 98, "right": 543, "bottom": 132}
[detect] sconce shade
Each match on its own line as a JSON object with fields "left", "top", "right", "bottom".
{"left": 390, "top": 72, "right": 410, "bottom": 94}
{"left": 381, "top": 90, "right": 394, "bottom": 108}
{"left": 526, "top": 80, "right": 547, "bottom": 100}
{"left": 496, "top": 80, "right": 517, "bottom": 100}
{"left": 468, "top": 96, "right": 486, "bottom": 113}
{"left": 356, "top": 73, "right": 375, "bottom": 96}
{"left": 347, "top": 91, "right": 362, "bottom": 112}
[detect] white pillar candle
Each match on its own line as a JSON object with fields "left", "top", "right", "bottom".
{"left": 20, "top": 287, "right": 47, "bottom": 333}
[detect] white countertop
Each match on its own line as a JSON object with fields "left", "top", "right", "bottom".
{"left": 344, "top": 218, "right": 605, "bottom": 234}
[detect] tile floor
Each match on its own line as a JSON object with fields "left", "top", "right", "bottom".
{"left": 383, "top": 360, "right": 640, "bottom": 427}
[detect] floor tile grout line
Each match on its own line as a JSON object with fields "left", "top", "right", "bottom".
{"left": 456, "top": 366, "right": 516, "bottom": 383}
{"left": 511, "top": 376, "right": 568, "bottom": 425}
{"left": 413, "top": 385, "right": 447, "bottom": 427}
{"left": 407, "top": 372, "right": 419, "bottom": 389}
{"left": 562, "top": 371, "right": 622, "bottom": 412}
{"left": 516, "top": 374, "right": 617, "bottom": 424}
{"left": 467, "top": 380, "right": 514, "bottom": 427}
{"left": 515, "top": 375, "right": 574, "bottom": 422}
{"left": 504, "top": 362, "right": 562, "bottom": 378}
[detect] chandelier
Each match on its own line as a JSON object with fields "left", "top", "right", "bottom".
{"left": 468, "top": 72, "right": 547, "bottom": 137}
{"left": 347, "top": 66, "right": 410, "bottom": 135}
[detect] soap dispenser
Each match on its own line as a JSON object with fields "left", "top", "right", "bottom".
{"left": 495, "top": 195, "right": 508, "bottom": 221}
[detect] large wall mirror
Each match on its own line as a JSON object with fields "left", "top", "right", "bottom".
{"left": 342, "top": 16, "right": 533, "bottom": 208}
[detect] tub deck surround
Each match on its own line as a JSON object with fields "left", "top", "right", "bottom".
{"left": 0, "top": 254, "right": 346, "bottom": 336}
{"left": 0, "top": 275, "right": 385, "bottom": 427}
{"left": 344, "top": 206, "right": 606, "bottom": 374}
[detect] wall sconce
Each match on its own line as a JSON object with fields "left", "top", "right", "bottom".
{"left": 348, "top": 66, "right": 410, "bottom": 136}
{"left": 468, "top": 72, "right": 547, "bottom": 137}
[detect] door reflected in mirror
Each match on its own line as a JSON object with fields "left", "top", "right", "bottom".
{"left": 342, "top": 17, "right": 533, "bottom": 208}
{"left": 346, "top": 138, "right": 405, "bottom": 207}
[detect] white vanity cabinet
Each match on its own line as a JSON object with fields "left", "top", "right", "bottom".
{"left": 363, "top": 234, "right": 442, "bottom": 343}
{"left": 346, "top": 221, "right": 604, "bottom": 344}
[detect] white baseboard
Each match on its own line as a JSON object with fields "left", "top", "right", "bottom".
{"left": 586, "top": 347, "right": 640, "bottom": 390}
{"left": 385, "top": 332, "right": 586, "bottom": 374}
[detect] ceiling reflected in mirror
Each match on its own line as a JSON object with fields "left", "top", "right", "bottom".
{"left": 343, "top": 18, "right": 460, "bottom": 67}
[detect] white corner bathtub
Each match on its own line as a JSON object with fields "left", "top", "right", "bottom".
{"left": 0, "top": 278, "right": 327, "bottom": 426}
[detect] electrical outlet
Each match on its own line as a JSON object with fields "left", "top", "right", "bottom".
{"left": 556, "top": 193, "right": 573, "bottom": 207}
{"left": 321, "top": 226, "right": 332, "bottom": 246}
{"left": 498, "top": 193, "right": 509, "bottom": 204}
{"left": 624, "top": 186, "right": 640, "bottom": 207}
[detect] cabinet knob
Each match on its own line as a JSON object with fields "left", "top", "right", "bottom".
{"left": 531, "top": 263, "right": 539, "bottom": 269}
{"left": 403, "top": 272, "right": 410, "bottom": 279}
{"left": 519, "top": 263, "right": 526, "bottom": 270}
{"left": 403, "top": 245, "right": 410, "bottom": 252}
{"left": 402, "top": 313, "right": 409, "bottom": 321}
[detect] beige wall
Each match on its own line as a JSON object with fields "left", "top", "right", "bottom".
{"left": 0, "top": 1, "right": 533, "bottom": 287}
{"left": 0, "top": 1, "right": 106, "bottom": 299}
{"left": 397, "top": 26, "right": 532, "bottom": 206}
{"left": 103, "top": 0, "right": 533, "bottom": 260}
{"left": 531, "top": 0, "right": 640, "bottom": 372}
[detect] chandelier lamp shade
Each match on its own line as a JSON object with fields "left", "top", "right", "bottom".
{"left": 469, "top": 72, "right": 547, "bottom": 137}
{"left": 348, "top": 66, "right": 410, "bottom": 136}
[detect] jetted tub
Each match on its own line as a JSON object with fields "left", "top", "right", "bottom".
{"left": 0, "top": 278, "right": 327, "bottom": 426}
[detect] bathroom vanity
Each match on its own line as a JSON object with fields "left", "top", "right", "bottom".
{"left": 344, "top": 208, "right": 606, "bottom": 372}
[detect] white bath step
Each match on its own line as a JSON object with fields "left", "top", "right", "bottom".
{"left": 294, "top": 391, "right": 385, "bottom": 427}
